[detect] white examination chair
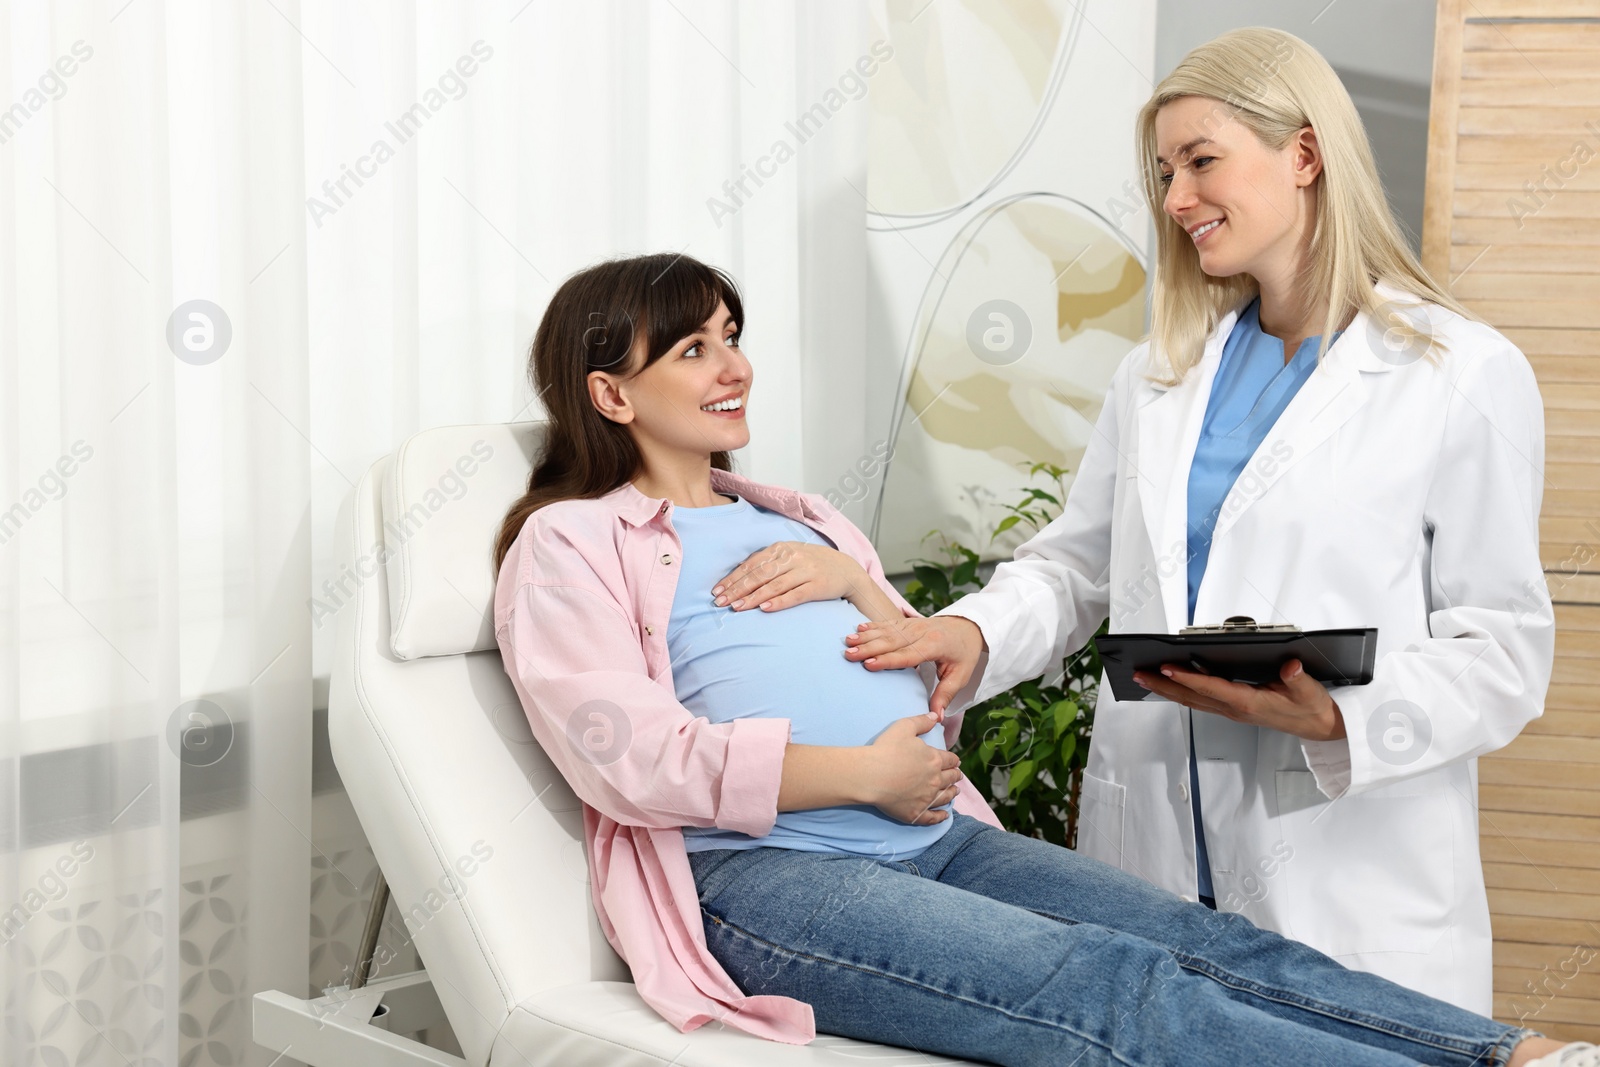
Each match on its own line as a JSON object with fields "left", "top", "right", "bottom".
{"left": 252, "top": 421, "right": 975, "bottom": 1067}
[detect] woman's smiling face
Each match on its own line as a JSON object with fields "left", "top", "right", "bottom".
{"left": 588, "top": 298, "right": 752, "bottom": 460}
{"left": 1155, "top": 95, "right": 1320, "bottom": 282}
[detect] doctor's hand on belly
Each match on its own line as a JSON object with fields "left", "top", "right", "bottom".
{"left": 846, "top": 615, "right": 988, "bottom": 718}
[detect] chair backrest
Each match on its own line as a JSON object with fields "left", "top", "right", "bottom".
{"left": 327, "top": 421, "right": 629, "bottom": 1067}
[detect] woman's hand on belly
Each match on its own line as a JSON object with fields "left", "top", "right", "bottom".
{"left": 862, "top": 712, "right": 964, "bottom": 824}
{"left": 712, "top": 541, "right": 900, "bottom": 621}
{"left": 777, "top": 712, "right": 959, "bottom": 821}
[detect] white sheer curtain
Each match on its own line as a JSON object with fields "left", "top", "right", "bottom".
{"left": 0, "top": 1, "right": 869, "bottom": 1064}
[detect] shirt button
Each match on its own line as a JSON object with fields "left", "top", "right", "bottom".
{"left": 644, "top": 625, "right": 654, "bottom": 636}
{"left": 1179, "top": 781, "right": 1190, "bottom": 802}
{"left": 661, "top": 553, "right": 673, "bottom": 565}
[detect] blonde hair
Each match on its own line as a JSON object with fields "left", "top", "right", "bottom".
{"left": 1135, "top": 27, "right": 1474, "bottom": 385}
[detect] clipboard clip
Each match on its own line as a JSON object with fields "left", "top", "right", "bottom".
{"left": 1178, "top": 614, "right": 1302, "bottom": 635}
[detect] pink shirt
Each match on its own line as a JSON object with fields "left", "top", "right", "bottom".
{"left": 493, "top": 467, "right": 1002, "bottom": 1044}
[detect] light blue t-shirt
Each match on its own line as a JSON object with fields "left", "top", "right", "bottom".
{"left": 1184, "top": 297, "right": 1339, "bottom": 900}
{"left": 667, "top": 494, "right": 952, "bottom": 860}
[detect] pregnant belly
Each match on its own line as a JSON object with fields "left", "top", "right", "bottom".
{"left": 671, "top": 598, "right": 944, "bottom": 750}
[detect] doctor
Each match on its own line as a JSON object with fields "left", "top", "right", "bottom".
{"left": 846, "top": 27, "right": 1554, "bottom": 1015}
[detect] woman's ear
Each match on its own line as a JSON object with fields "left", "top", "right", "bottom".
{"left": 1291, "top": 125, "right": 1323, "bottom": 188}
{"left": 587, "top": 371, "right": 634, "bottom": 425}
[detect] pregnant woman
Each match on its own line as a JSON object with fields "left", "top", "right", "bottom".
{"left": 491, "top": 252, "right": 1590, "bottom": 1066}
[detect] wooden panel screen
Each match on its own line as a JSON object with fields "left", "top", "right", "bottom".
{"left": 1424, "top": 0, "right": 1600, "bottom": 1042}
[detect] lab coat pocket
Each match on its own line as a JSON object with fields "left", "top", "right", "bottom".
{"left": 1273, "top": 770, "right": 1453, "bottom": 957}
{"left": 1075, "top": 770, "right": 1126, "bottom": 868}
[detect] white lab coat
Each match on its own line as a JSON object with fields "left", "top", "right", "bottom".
{"left": 940, "top": 281, "right": 1554, "bottom": 1014}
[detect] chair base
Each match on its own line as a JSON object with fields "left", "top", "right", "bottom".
{"left": 253, "top": 968, "right": 468, "bottom": 1067}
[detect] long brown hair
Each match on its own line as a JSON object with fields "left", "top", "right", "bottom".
{"left": 493, "top": 253, "right": 743, "bottom": 575}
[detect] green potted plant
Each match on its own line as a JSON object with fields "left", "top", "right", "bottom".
{"left": 898, "top": 462, "right": 1109, "bottom": 850}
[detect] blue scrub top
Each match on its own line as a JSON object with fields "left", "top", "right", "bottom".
{"left": 1184, "top": 296, "right": 1340, "bottom": 902}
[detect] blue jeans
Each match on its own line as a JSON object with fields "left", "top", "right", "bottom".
{"left": 687, "top": 814, "right": 1536, "bottom": 1067}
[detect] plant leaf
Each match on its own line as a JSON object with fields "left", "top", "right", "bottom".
{"left": 1009, "top": 759, "right": 1037, "bottom": 794}
{"left": 998, "top": 719, "right": 1020, "bottom": 749}
{"left": 1051, "top": 700, "right": 1076, "bottom": 739}
{"left": 911, "top": 564, "right": 950, "bottom": 602}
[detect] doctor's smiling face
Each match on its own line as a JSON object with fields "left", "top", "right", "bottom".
{"left": 586, "top": 298, "right": 752, "bottom": 464}
{"left": 1156, "top": 95, "right": 1323, "bottom": 289}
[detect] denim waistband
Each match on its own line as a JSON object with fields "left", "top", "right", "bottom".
{"left": 686, "top": 812, "right": 992, "bottom": 904}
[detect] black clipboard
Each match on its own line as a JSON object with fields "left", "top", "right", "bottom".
{"left": 1093, "top": 617, "right": 1378, "bottom": 702}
